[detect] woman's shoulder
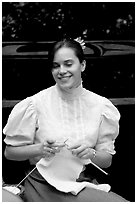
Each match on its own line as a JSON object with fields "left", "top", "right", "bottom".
{"left": 84, "top": 89, "right": 120, "bottom": 119}
{"left": 11, "top": 86, "right": 55, "bottom": 111}
{"left": 32, "top": 85, "right": 55, "bottom": 99}
{"left": 27, "top": 85, "right": 56, "bottom": 109}
{"left": 83, "top": 89, "right": 109, "bottom": 105}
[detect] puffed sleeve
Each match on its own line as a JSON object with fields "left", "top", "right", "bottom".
{"left": 3, "top": 97, "right": 38, "bottom": 146}
{"left": 95, "top": 98, "right": 120, "bottom": 155}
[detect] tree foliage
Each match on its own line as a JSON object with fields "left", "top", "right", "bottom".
{"left": 2, "top": 2, "right": 135, "bottom": 41}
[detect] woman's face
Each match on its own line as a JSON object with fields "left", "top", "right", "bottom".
{"left": 52, "top": 47, "right": 85, "bottom": 91}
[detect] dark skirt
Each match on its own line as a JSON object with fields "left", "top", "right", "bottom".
{"left": 22, "top": 167, "right": 128, "bottom": 202}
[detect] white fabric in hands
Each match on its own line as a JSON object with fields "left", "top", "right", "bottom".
{"left": 36, "top": 147, "right": 111, "bottom": 195}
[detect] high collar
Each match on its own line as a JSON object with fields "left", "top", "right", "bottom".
{"left": 56, "top": 83, "right": 84, "bottom": 101}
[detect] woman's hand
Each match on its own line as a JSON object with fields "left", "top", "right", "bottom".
{"left": 68, "top": 141, "right": 95, "bottom": 160}
{"left": 40, "top": 139, "right": 66, "bottom": 159}
{"left": 4, "top": 139, "right": 66, "bottom": 162}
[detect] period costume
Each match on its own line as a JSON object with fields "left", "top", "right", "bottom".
{"left": 3, "top": 84, "right": 127, "bottom": 202}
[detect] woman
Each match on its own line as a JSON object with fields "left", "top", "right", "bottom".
{"left": 3, "top": 39, "right": 128, "bottom": 202}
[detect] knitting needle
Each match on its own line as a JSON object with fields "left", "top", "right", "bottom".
{"left": 66, "top": 140, "right": 108, "bottom": 175}
{"left": 64, "top": 138, "right": 69, "bottom": 144}
{"left": 16, "top": 166, "right": 37, "bottom": 188}
{"left": 11, "top": 139, "right": 69, "bottom": 194}
{"left": 12, "top": 139, "right": 68, "bottom": 192}
{"left": 90, "top": 160, "right": 108, "bottom": 175}
{"left": 11, "top": 166, "right": 37, "bottom": 194}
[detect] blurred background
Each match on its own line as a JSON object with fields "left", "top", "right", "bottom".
{"left": 2, "top": 2, "right": 135, "bottom": 202}
{"left": 2, "top": 2, "right": 135, "bottom": 41}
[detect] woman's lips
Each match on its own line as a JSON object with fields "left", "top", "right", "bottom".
{"left": 58, "top": 76, "right": 72, "bottom": 80}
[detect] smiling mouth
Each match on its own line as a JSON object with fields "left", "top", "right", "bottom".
{"left": 58, "top": 76, "right": 72, "bottom": 80}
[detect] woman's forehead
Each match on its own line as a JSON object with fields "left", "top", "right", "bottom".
{"left": 54, "top": 47, "right": 77, "bottom": 61}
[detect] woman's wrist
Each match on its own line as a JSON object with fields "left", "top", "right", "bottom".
{"left": 91, "top": 149, "right": 96, "bottom": 160}
{"left": 89, "top": 149, "right": 112, "bottom": 168}
{"left": 89, "top": 148, "right": 97, "bottom": 161}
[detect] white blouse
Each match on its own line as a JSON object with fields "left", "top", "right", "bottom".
{"left": 3, "top": 84, "right": 120, "bottom": 165}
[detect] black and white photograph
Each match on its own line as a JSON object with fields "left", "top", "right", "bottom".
{"left": 2, "top": 2, "right": 135, "bottom": 202}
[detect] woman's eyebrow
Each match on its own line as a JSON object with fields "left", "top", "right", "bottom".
{"left": 53, "top": 59, "right": 73, "bottom": 64}
{"left": 53, "top": 62, "right": 59, "bottom": 65}
{"left": 64, "top": 59, "right": 73, "bottom": 63}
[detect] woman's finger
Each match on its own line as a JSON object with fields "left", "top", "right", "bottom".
{"left": 43, "top": 146, "right": 55, "bottom": 154}
{"left": 51, "top": 142, "right": 66, "bottom": 148}
{"left": 67, "top": 142, "right": 81, "bottom": 150}
{"left": 71, "top": 145, "right": 85, "bottom": 155}
{"left": 76, "top": 148, "right": 89, "bottom": 158}
{"left": 71, "top": 143, "right": 89, "bottom": 154}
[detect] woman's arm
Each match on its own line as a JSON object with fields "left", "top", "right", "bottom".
{"left": 4, "top": 139, "right": 65, "bottom": 161}
{"left": 4, "top": 143, "right": 44, "bottom": 161}
{"left": 68, "top": 142, "right": 112, "bottom": 169}
{"left": 90, "top": 149, "right": 112, "bottom": 168}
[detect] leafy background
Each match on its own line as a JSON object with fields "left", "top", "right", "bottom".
{"left": 2, "top": 2, "right": 135, "bottom": 41}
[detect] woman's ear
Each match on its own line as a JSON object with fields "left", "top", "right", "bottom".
{"left": 81, "top": 60, "right": 86, "bottom": 72}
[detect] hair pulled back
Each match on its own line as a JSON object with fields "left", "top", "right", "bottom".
{"left": 48, "top": 38, "right": 85, "bottom": 69}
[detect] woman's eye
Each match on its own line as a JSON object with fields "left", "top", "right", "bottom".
{"left": 53, "top": 64, "right": 59, "bottom": 69}
{"left": 65, "top": 63, "right": 72, "bottom": 67}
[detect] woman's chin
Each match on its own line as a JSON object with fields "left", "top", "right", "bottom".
{"left": 58, "top": 82, "right": 74, "bottom": 90}
{"left": 57, "top": 79, "right": 81, "bottom": 91}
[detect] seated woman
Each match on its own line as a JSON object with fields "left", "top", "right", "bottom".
{"left": 3, "top": 38, "right": 128, "bottom": 202}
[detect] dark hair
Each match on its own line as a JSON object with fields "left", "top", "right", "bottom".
{"left": 48, "top": 38, "right": 85, "bottom": 68}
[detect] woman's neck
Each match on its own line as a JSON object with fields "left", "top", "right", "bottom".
{"left": 56, "top": 82, "right": 83, "bottom": 100}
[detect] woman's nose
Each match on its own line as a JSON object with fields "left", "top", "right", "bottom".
{"left": 59, "top": 65, "right": 67, "bottom": 74}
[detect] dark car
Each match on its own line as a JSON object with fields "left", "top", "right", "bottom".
{"left": 2, "top": 40, "right": 135, "bottom": 100}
